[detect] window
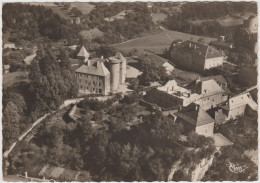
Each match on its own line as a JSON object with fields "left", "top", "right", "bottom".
{"left": 92, "top": 88, "right": 95, "bottom": 92}
{"left": 87, "top": 87, "right": 88, "bottom": 90}
{"left": 79, "top": 79, "right": 81, "bottom": 82}
{"left": 99, "top": 82, "right": 102, "bottom": 86}
{"left": 80, "top": 85, "right": 82, "bottom": 89}
{"left": 99, "top": 89, "right": 102, "bottom": 93}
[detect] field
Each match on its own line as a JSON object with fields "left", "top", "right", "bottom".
{"left": 24, "top": 2, "right": 95, "bottom": 20}
{"left": 190, "top": 12, "right": 256, "bottom": 27}
{"left": 3, "top": 71, "right": 29, "bottom": 88}
{"left": 151, "top": 13, "right": 167, "bottom": 23}
{"left": 112, "top": 29, "right": 217, "bottom": 55}
{"left": 79, "top": 28, "right": 104, "bottom": 40}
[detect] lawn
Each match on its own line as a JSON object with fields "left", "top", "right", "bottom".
{"left": 112, "top": 29, "right": 217, "bottom": 55}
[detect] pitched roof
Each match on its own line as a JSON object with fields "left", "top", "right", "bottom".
{"left": 199, "top": 75, "right": 227, "bottom": 86}
{"left": 175, "top": 103, "right": 215, "bottom": 127}
{"left": 186, "top": 78, "right": 224, "bottom": 96}
{"left": 220, "top": 92, "right": 258, "bottom": 111}
{"left": 176, "top": 40, "right": 223, "bottom": 59}
{"left": 141, "top": 53, "right": 168, "bottom": 67}
{"left": 114, "top": 51, "right": 126, "bottom": 62}
{"left": 75, "top": 61, "right": 110, "bottom": 76}
{"left": 77, "top": 46, "right": 89, "bottom": 58}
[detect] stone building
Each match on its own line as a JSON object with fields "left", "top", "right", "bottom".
{"left": 75, "top": 48, "right": 127, "bottom": 95}
{"left": 169, "top": 40, "right": 224, "bottom": 72}
{"left": 175, "top": 103, "right": 215, "bottom": 137}
{"left": 218, "top": 92, "right": 257, "bottom": 120}
{"left": 75, "top": 59, "right": 110, "bottom": 95}
{"left": 186, "top": 77, "right": 228, "bottom": 110}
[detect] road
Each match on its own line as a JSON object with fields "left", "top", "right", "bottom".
{"left": 3, "top": 98, "right": 84, "bottom": 158}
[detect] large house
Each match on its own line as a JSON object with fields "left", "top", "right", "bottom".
{"left": 175, "top": 103, "right": 215, "bottom": 137}
{"left": 75, "top": 47, "right": 126, "bottom": 95}
{"left": 169, "top": 40, "right": 224, "bottom": 72}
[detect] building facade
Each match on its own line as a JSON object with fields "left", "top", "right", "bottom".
{"left": 75, "top": 61, "right": 110, "bottom": 95}
{"left": 169, "top": 40, "right": 224, "bottom": 72}
{"left": 75, "top": 48, "right": 127, "bottom": 95}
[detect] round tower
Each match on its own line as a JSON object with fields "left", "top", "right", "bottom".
{"left": 109, "top": 59, "right": 120, "bottom": 92}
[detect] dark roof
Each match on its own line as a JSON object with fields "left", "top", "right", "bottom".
{"left": 175, "top": 103, "right": 215, "bottom": 127}
{"left": 176, "top": 40, "right": 223, "bottom": 59}
{"left": 141, "top": 53, "right": 168, "bottom": 67}
{"left": 210, "top": 41, "right": 233, "bottom": 49}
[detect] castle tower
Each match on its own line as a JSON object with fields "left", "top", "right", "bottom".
{"left": 109, "top": 58, "right": 120, "bottom": 92}
{"left": 77, "top": 46, "right": 89, "bottom": 63}
{"left": 114, "top": 52, "right": 126, "bottom": 84}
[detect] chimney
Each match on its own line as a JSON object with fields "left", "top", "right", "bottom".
{"left": 25, "top": 172, "right": 28, "bottom": 178}
{"left": 194, "top": 44, "right": 197, "bottom": 50}
{"left": 87, "top": 60, "right": 92, "bottom": 67}
{"left": 101, "top": 56, "right": 104, "bottom": 59}
{"left": 189, "top": 43, "right": 192, "bottom": 47}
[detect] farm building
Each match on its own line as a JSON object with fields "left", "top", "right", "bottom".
{"left": 169, "top": 40, "right": 224, "bottom": 72}
{"left": 175, "top": 103, "right": 215, "bottom": 137}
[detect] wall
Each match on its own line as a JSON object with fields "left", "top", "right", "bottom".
{"left": 119, "top": 61, "right": 126, "bottom": 84}
{"left": 227, "top": 104, "right": 247, "bottom": 120}
{"left": 76, "top": 73, "right": 108, "bottom": 95}
{"left": 110, "top": 63, "right": 120, "bottom": 92}
{"left": 204, "top": 56, "right": 224, "bottom": 70}
{"left": 196, "top": 122, "right": 214, "bottom": 137}
{"left": 200, "top": 93, "right": 227, "bottom": 110}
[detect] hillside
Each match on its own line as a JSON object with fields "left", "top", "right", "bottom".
{"left": 112, "top": 29, "right": 217, "bottom": 55}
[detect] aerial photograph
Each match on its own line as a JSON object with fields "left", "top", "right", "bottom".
{"left": 2, "top": 1, "right": 258, "bottom": 182}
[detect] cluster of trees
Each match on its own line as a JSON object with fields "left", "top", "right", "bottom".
{"left": 163, "top": 2, "right": 256, "bottom": 39}
{"left": 202, "top": 116, "right": 258, "bottom": 181}
{"left": 2, "top": 45, "right": 78, "bottom": 151}
{"left": 2, "top": 3, "right": 83, "bottom": 41}
{"left": 138, "top": 57, "right": 170, "bottom": 86}
{"left": 83, "top": 2, "right": 155, "bottom": 44}
{"left": 7, "top": 91, "right": 218, "bottom": 181}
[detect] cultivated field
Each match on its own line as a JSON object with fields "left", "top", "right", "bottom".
{"left": 112, "top": 29, "right": 217, "bottom": 55}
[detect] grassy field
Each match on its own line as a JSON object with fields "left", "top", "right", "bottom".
{"left": 3, "top": 71, "right": 29, "bottom": 88}
{"left": 151, "top": 13, "right": 167, "bottom": 23}
{"left": 190, "top": 12, "right": 256, "bottom": 27}
{"left": 79, "top": 28, "right": 104, "bottom": 40}
{"left": 25, "top": 2, "right": 95, "bottom": 20}
{"left": 112, "top": 29, "right": 217, "bottom": 55}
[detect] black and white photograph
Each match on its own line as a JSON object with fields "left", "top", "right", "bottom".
{"left": 1, "top": 1, "right": 258, "bottom": 182}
